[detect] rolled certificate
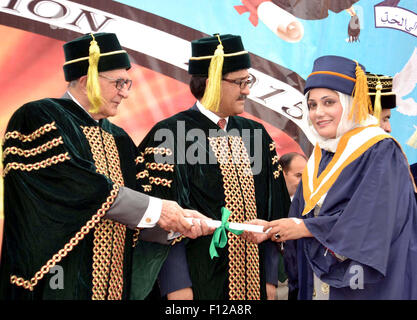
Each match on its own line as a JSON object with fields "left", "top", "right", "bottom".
{"left": 257, "top": 1, "right": 304, "bottom": 43}
{"left": 185, "top": 217, "right": 268, "bottom": 233}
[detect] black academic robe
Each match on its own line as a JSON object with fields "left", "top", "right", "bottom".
{"left": 134, "top": 105, "right": 290, "bottom": 300}
{"left": 0, "top": 98, "right": 139, "bottom": 300}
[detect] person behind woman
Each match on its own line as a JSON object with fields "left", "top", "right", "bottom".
{"left": 278, "top": 152, "right": 307, "bottom": 200}
{"left": 243, "top": 55, "right": 417, "bottom": 299}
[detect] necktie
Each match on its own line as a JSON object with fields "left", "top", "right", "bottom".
{"left": 217, "top": 118, "right": 226, "bottom": 130}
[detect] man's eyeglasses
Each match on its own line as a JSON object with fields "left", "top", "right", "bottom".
{"left": 99, "top": 74, "right": 133, "bottom": 91}
{"left": 222, "top": 75, "right": 255, "bottom": 89}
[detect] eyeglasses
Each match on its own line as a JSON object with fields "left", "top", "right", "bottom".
{"left": 99, "top": 74, "right": 133, "bottom": 91}
{"left": 222, "top": 75, "right": 255, "bottom": 89}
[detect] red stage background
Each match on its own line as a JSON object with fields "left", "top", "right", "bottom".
{"left": 0, "top": 24, "right": 304, "bottom": 248}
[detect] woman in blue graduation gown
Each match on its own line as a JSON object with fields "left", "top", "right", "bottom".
{"left": 245, "top": 55, "right": 417, "bottom": 299}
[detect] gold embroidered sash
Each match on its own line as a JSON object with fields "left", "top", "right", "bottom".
{"left": 208, "top": 135, "right": 261, "bottom": 300}
{"left": 82, "top": 126, "right": 126, "bottom": 300}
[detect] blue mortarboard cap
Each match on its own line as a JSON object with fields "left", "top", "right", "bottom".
{"left": 304, "top": 55, "right": 366, "bottom": 95}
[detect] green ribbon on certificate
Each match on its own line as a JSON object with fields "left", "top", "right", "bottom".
{"left": 209, "top": 207, "right": 243, "bottom": 259}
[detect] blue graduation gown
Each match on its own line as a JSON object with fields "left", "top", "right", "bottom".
{"left": 411, "top": 163, "right": 417, "bottom": 203}
{"left": 286, "top": 138, "right": 417, "bottom": 299}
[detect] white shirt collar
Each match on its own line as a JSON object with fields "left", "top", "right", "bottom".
{"left": 196, "top": 100, "right": 228, "bottom": 128}
{"left": 65, "top": 91, "right": 98, "bottom": 122}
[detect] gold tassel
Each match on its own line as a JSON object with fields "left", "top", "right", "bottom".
{"left": 201, "top": 34, "right": 224, "bottom": 113}
{"left": 373, "top": 79, "right": 382, "bottom": 124}
{"left": 349, "top": 61, "right": 372, "bottom": 124}
{"left": 406, "top": 125, "right": 417, "bottom": 149}
{"left": 86, "top": 34, "right": 103, "bottom": 114}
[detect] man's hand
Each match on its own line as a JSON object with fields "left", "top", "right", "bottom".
{"left": 158, "top": 200, "right": 193, "bottom": 234}
{"left": 158, "top": 200, "right": 215, "bottom": 239}
{"left": 182, "top": 209, "right": 216, "bottom": 239}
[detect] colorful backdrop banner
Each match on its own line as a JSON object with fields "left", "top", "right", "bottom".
{"left": 1, "top": 0, "right": 416, "bottom": 246}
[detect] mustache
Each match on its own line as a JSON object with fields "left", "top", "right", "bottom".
{"left": 238, "top": 95, "right": 247, "bottom": 101}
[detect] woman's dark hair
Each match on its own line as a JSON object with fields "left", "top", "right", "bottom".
{"left": 189, "top": 75, "right": 207, "bottom": 100}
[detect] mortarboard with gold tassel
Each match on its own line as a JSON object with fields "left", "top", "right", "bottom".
{"left": 63, "top": 32, "right": 131, "bottom": 113}
{"left": 188, "top": 34, "right": 251, "bottom": 113}
{"left": 366, "top": 73, "right": 396, "bottom": 124}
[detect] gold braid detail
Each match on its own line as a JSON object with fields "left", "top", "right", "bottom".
{"left": 208, "top": 135, "right": 261, "bottom": 300}
{"left": 10, "top": 184, "right": 120, "bottom": 292}
{"left": 135, "top": 153, "right": 145, "bottom": 164}
{"left": 3, "top": 153, "right": 70, "bottom": 177}
{"left": 82, "top": 127, "right": 126, "bottom": 300}
{"left": 146, "top": 162, "right": 174, "bottom": 172}
{"left": 171, "top": 235, "right": 186, "bottom": 245}
{"left": 142, "top": 185, "right": 152, "bottom": 192}
{"left": 3, "top": 137, "right": 64, "bottom": 160}
{"left": 144, "top": 147, "right": 173, "bottom": 156}
{"left": 4, "top": 122, "right": 57, "bottom": 143}
{"left": 149, "top": 176, "right": 172, "bottom": 188}
{"left": 132, "top": 229, "right": 141, "bottom": 248}
{"left": 136, "top": 169, "right": 149, "bottom": 179}
{"left": 228, "top": 136, "right": 260, "bottom": 300}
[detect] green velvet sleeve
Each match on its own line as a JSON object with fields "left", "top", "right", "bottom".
{"left": 1, "top": 100, "right": 119, "bottom": 299}
{"left": 130, "top": 122, "right": 182, "bottom": 300}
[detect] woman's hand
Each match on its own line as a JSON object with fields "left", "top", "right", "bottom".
{"left": 266, "top": 218, "right": 312, "bottom": 242}
{"left": 240, "top": 219, "right": 269, "bottom": 244}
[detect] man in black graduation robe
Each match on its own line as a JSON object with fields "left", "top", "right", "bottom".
{"left": 134, "top": 34, "right": 291, "bottom": 300}
{"left": 0, "top": 32, "right": 209, "bottom": 300}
